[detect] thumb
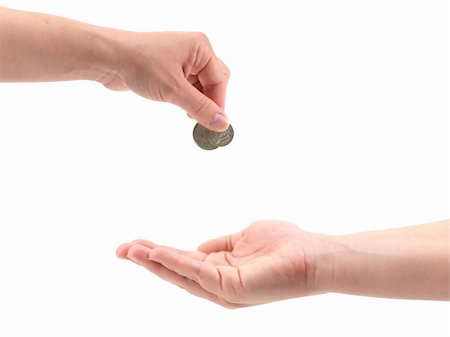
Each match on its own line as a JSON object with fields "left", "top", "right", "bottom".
{"left": 173, "top": 81, "right": 229, "bottom": 132}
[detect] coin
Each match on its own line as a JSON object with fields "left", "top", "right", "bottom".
{"left": 192, "top": 123, "right": 234, "bottom": 150}
{"left": 193, "top": 123, "right": 218, "bottom": 150}
{"left": 206, "top": 124, "right": 234, "bottom": 147}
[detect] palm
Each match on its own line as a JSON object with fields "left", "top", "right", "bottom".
{"left": 199, "top": 221, "right": 310, "bottom": 305}
{"left": 117, "top": 220, "right": 312, "bottom": 308}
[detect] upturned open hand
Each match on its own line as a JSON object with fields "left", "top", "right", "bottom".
{"left": 116, "top": 220, "right": 323, "bottom": 308}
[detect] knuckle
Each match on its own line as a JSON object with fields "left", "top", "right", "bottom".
{"left": 193, "top": 31, "right": 210, "bottom": 45}
{"left": 192, "top": 32, "right": 213, "bottom": 56}
{"left": 223, "top": 64, "right": 231, "bottom": 80}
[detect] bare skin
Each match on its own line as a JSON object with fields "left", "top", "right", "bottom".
{"left": 0, "top": 6, "right": 230, "bottom": 131}
{"left": 117, "top": 220, "right": 450, "bottom": 308}
{"left": 2, "top": 6, "right": 448, "bottom": 308}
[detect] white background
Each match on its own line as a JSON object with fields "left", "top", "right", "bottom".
{"left": 0, "top": 0, "right": 449, "bottom": 336}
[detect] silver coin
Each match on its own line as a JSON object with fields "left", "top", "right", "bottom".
{"left": 193, "top": 123, "right": 234, "bottom": 150}
{"left": 206, "top": 124, "right": 234, "bottom": 147}
{"left": 193, "top": 123, "right": 218, "bottom": 150}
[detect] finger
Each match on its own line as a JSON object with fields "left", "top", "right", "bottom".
{"left": 172, "top": 80, "right": 229, "bottom": 132}
{"left": 149, "top": 246, "right": 221, "bottom": 294}
{"left": 165, "top": 247, "right": 208, "bottom": 262}
{"left": 147, "top": 245, "right": 208, "bottom": 261}
{"left": 131, "top": 239, "right": 158, "bottom": 249}
{"left": 202, "top": 81, "right": 227, "bottom": 110}
{"left": 117, "top": 241, "right": 206, "bottom": 261}
{"left": 193, "top": 81, "right": 203, "bottom": 92}
{"left": 125, "top": 243, "right": 152, "bottom": 262}
{"left": 197, "top": 56, "right": 230, "bottom": 109}
{"left": 147, "top": 261, "right": 222, "bottom": 305}
{"left": 116, "top": 242, "right": 135, "bottom": 259}
{"left": 116, "top": 239, "right": 159, "bottom": 259}
{"left": 197, "top": 231, "right": 243, "bottom": 253}
{"left": 187, "top": 75, "right": 198, "bottom": 85}
{"left": 126, "top": 245, "right": 239, "bottom": 308}
{"left": 187, "top": 75, "right": 204, "bottom": 93}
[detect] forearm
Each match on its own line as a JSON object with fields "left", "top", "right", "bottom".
{"left": 315, "top": 220, "right": 450, "bottom": 300}
{"left": 0, "top": 6, "right": 119, "bottom": 83}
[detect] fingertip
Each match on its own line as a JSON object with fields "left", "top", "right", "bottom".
{"left": 208, "top": 112, "right": 229, "bottom": 132}
{"left": 127, "top": 244, "right": 152, "bottom": 263}
{"left": 116, "top": 242, "right": 133, "bottom": 259}
{"left": 196, "top": 243, "right": 209, "bottom": 253}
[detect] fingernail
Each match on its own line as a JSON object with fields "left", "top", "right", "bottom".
{"left": 209, "top": 113, "right": 229, "bottom": 131}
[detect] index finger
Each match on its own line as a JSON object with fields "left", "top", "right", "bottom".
{"left": 198, "top": 56, "right": 230, "bottom": 109}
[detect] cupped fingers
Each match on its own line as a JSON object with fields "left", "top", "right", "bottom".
{"left": 117, "top": 240, "right": 207, "bottom": 262}
{"left": 116, "top": 242, "right": 135, "bottom": 259}
{"left": 140, "top": 254, "right": 239, "bottom": 308}
{"left": 126, "top": 245, "right": 239, "bottom": 308}
{"left": 148, "top": 246, "right": 219, "bottom": 291}
{"left": 116, "top": 239, "right": 158, "bottom": 259}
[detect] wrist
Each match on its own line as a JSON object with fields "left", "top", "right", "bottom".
{"left": 303, "top": 232, "right": 349, "bottom": 295}
{"left": 72, "top": 24, "right": 125, "bottom": 84}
